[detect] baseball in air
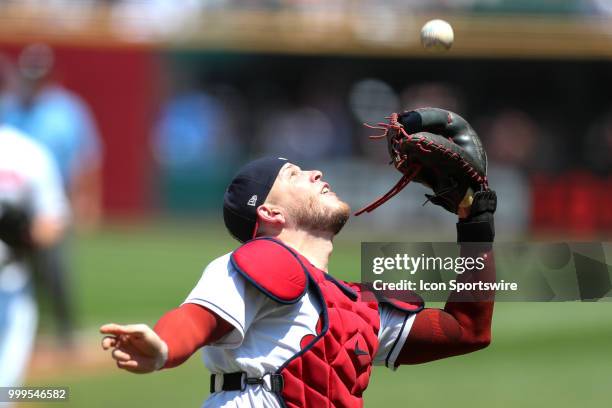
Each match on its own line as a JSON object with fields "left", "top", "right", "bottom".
{"left": 420, "top": 19, "right": 454, "bottom": 51}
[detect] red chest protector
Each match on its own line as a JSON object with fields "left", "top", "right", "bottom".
{"left": 231, "top": 238, "right": 423, "bottom": 408}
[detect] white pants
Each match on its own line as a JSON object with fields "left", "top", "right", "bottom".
{"left": 0, "top": 275, "right": 38, "bottom": 388}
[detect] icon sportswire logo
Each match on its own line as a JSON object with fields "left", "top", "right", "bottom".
{"left": 247, "top": 195, "right": 258, "bottom": 206}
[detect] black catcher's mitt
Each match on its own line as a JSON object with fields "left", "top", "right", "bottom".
{"left": 356, "top": 108, "right": 489, "bottom": 215}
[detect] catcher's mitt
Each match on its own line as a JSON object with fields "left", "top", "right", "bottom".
{"left": 356, "top": 108, "right": 489, "bottom": 215}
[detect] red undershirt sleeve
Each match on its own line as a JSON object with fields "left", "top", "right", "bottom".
{"left": 396, "top": 192, "right": 497, "bottom": 366}
{"left": 396, "top": 244, "right": 495, "bottom": 366}
{"left": 153, "top": 303, "right": 234, "bottom": 369}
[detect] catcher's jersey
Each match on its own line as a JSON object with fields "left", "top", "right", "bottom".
{"left": 184, "top": 253, "right": 416, "bottom": 408}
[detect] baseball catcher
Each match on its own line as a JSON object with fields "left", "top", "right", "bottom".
{"left": 101, "top": 108, "right": 497, "bottom": 407}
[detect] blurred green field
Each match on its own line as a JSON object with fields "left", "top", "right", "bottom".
{"left": 28, "top": 221, "right": 612, "bottom": 408}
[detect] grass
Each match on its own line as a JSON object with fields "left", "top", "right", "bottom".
{"left": 27, "top": 220, "right": 612, "bottom": 407}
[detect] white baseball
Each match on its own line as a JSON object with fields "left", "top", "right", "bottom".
{"left": 420, "top": 19, "right": 454, "bottom": 51}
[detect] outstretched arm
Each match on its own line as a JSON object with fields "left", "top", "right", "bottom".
{"left": 101, "top": 254, "right": 263, "bottom": 373}
{"left": 100, "top": 304, "right": 232, "bottom": 373}
{"left": 396, "top": 191, "right": 497, "bottom": 365}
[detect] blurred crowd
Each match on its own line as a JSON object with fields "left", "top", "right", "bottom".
{"left": 7, "top": 0, "right": 612, "bottom": 15}
{"left": 151, "top": 56, "right": 612, "bottom": 169}
{"left": 4, "top": 1, "right": 612, "bottom": 44}
{"left": 150, "top": 54, "right": 611, "bottom": 237}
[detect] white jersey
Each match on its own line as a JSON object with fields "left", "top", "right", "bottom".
{"left": 0, "top": 125, "right": 69, "bottom": 284}
{"left": 184, "top": 253, "right": 417, "bottom": 408}
{"left": 0, "top": 126, "right": 69, "bottom": 391}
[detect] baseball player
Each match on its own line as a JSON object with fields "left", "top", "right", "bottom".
{"left": 0, "top": 126, "right": 69, "bottom": 390}
{"left": 2, "top": 43, "right": 104, "bottom": 348}
{"left": 101, "top": 108, "right": 496, "bottom": 407}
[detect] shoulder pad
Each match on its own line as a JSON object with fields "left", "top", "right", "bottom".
{"left": 374, "top": 289, "right": 425, "bottom": 313}
{"left": 230, "top": 238, "right": 308, "bottom": 304}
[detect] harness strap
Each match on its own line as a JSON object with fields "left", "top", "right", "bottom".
{"left": 209, "top": 372, "right": 284, "bottom": 393}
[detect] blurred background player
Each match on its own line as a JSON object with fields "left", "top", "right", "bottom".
{"left": 0, "top": 43, "right": 103, "bottom": 348}
{"left": 0, "top": 125, "right": 69, "bottom": 391}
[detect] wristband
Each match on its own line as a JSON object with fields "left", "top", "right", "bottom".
{"left": 456, "top": 190, "right": 497, "bottom": 243}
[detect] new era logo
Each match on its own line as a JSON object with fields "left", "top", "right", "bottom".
{"left": 247, "top": 195, "right": 258, "bottom": 206}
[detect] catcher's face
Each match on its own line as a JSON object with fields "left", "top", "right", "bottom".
{"left": 263, "top": 163, "right": 350, "bottom": 236}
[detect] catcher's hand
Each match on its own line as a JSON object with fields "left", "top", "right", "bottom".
{"left": 100, "top": 323, "right": 168, "bottom": 374}
{"left": 357, "top": 108, "right": 489, "bottom": 215}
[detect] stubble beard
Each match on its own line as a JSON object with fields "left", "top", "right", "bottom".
{"left": 290, "top": 195, "right": 351, "bottom": 236}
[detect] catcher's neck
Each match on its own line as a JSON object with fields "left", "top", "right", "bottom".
{"left": 276, "top": 229, "right": 333, "bottom": 272}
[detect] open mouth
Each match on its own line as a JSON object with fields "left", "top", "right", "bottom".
{"left": 321, "top": 183, "right": 331, "bottom": 194}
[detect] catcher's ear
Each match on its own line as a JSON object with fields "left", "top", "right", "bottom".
{"left": 256, "top": 204, "right": 286, "bottom": 228}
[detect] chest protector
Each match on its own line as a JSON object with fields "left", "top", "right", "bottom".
{"left": 231, "top": 238, "right": 423, "bottom": 408}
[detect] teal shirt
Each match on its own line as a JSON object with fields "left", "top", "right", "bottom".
{"left": 2, "top": 85, "right": 102, "bottom": 187}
